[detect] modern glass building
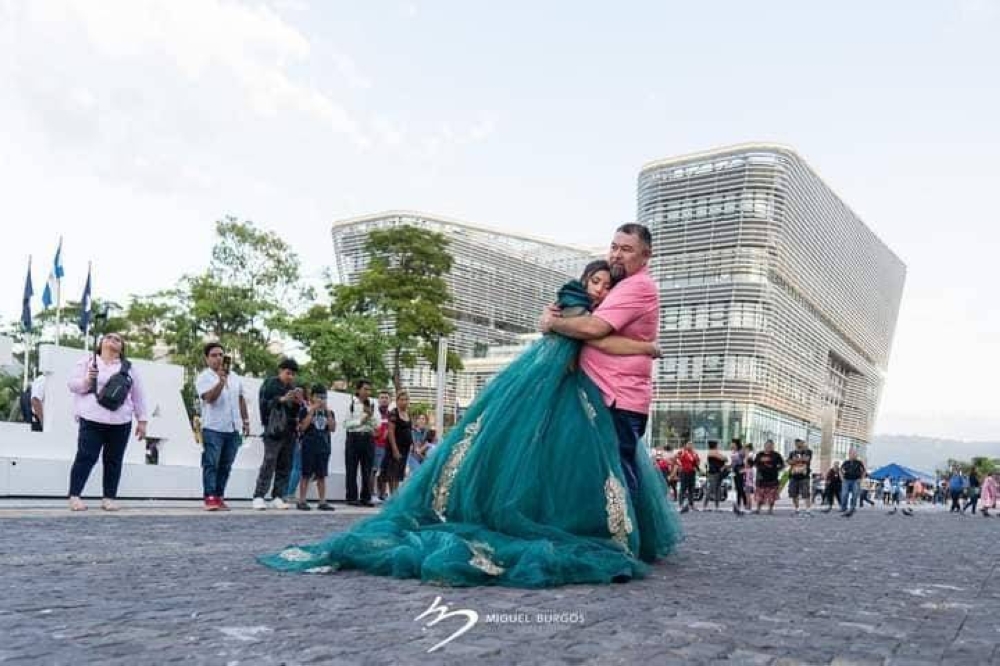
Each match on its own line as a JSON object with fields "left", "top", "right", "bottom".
{"left": 331, "top": 211, "right": 596, "bottom": 414}
{"left": 637, "top": 144, "right": 905, "bottom": 466}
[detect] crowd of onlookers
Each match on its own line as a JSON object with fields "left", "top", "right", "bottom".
{"left": 230, "top": 353, "right": 438, "bottom": 513}
{"left": 651, "top": 439, "right": 1000, "bottom": 518}
{"left": 56, "top": 332, "right": 437, "bottom": 512}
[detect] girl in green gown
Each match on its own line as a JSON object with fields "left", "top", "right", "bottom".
{"left": 259, "top": 261, "right": 681, "bottom": 587}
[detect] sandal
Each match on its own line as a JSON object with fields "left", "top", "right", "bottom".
{"left": 100, "top": 499, "right": 120, "bottom": 512}
{"left": 68, "top": 497, "right": 87, "bottom": 512}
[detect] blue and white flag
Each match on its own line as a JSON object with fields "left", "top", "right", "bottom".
{"left": 78, "top": 265, "right": 92, "bottom": 335}
{"left": 21, "top": 258, "right": 34, "bottom": 331}
{"left": 41, "top": 239, "right": 64, "bottom": 309}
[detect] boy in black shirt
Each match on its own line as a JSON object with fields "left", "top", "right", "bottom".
{"left": 296, "top": 384, "right": 336, "bottom": 511}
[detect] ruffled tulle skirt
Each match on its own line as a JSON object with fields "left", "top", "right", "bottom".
{"left": 258, "top": 335, "right": 681, "bottom": 587}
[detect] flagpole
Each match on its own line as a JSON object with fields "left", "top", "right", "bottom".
{"left": 54, "top": 236, "right": 63, "bottom": 346}
{"left": 22, "top": 331, "right": 31, "bottom": 391}
{"left": 55, "top": 291, "right": 62, "bottom": 346}
{"left": 84, "top": 261, "right": 92, "bottom": 345}
{"left": 22, "top": 255, "right": 32, "bottom": 392}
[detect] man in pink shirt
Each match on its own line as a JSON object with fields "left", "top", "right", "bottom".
{"left": 540, "top": 223, "right": 658, "bottom": 496}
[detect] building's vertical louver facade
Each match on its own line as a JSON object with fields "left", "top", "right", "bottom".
{"left": 637, "top": 144, "right": 905, "bottom": 464}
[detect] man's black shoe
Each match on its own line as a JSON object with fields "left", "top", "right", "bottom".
{"left": 346, "top": 500, "right": 359, "bottom": 506}
{"left": 359, "top": 500, "right": 375, "bottom": 508}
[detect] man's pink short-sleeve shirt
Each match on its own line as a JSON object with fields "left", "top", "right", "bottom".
{"left": 578, "top": 266, "right": 659, "bottom": 414}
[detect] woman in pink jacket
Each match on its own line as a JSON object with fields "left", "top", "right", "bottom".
{"left": 66, "top": 333, "right": 147, "bottom": 511}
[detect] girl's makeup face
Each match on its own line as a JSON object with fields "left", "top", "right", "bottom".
{"left": 586, "top": 270, "right": 612, "bottom": 305}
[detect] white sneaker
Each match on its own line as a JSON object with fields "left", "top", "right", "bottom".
{"left": 252, "top": 497, "right": 267, "bottom": 511}
{"left": 271, "top": 497, "right": 288, "bottom": 510}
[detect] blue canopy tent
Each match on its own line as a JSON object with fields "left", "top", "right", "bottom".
{"left": 868, "top": 463, "right": 935, "bottom": 484}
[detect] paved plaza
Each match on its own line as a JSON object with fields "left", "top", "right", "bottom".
{"left": 2, "top": 503, "right": 999, "bottom": 665}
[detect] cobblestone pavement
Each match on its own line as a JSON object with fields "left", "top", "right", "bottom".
{"left": 2, "top": 504, "right": 1000, "bottom": 665}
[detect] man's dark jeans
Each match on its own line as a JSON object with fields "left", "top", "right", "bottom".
{"left": 610, "top": 405, "right": 647, "bottom": 497}
{"left": 201, "top": 428, "right": 240, "bottom": 498}
{"left": 679, "top": 470, "right": 697, "bottom": 507}
{"left": 345, "top": 431, "right": 374, "bottom": 502}
{"left": 254, "top": 432, "right": 295, "bottom": 499}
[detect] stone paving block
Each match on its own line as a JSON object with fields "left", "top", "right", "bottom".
{"left": 3, "top": 508, "right": 1000, "bottom": 664}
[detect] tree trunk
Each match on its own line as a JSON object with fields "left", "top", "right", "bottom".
{"left": 392, "top": 347, "right": 402, "bottom": 394}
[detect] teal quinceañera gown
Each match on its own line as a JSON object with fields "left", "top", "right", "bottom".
{"left": 259, "top": 281, "right": 682, "bottom": 587}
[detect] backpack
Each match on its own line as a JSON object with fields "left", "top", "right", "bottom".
{"left": 96, "top": 359, "right": 133, "bottom": 411}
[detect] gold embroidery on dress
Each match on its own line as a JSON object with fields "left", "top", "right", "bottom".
{"left": 604, "top": 475, "right": 634, "bottom": 553}
{"left": 467, "top": 540, "right": 505, "bottom": 576}
{"left": 279, "top": 547, "right": 314, "bottom": 562}
{"left": 578, "top": 388, "right": 597, "bottom": 424}
{"left": 432, "top": 418, "right": 482, "bottom": 521}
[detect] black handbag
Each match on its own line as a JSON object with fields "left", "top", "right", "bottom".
{"left": 96, "top": 359, "right": 133, "bottom": 411}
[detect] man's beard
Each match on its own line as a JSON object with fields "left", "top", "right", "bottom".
{"left": 610, "top": 263, "right": 627, "bottom": 283}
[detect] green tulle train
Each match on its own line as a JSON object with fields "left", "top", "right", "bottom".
{"left": 258, "top": 285, "right": 682, "bottom": 588}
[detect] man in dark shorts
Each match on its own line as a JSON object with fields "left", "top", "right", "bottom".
{"left": 754, "top": 440, "right": 785, "bottom": 514}
{"left": 786, "top": 438, "right": 813, "bottom": 516}
{"left": 295, "top": 384, "right": 336, "bottom": 511}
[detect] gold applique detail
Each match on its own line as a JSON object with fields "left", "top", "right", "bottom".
{"left": 604, "top": 475, "right": 634, "bottom": 553}
{"left": 579, "top": 388, "right": 597, "bottom": 424}
{"left": 432, "top": 418, "right": 482, "bottom": 521}
{"left": 467, "top": 540, "right": 505, "bottom": 576}
{"left": 279, "top": 547, "right": 313, "bottom": 562}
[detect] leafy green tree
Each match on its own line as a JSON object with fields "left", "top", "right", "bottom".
{"left": 0, "top": 373, "right": 24, "bottom": 421}
{"left": 160, "top": 217, "right": 304, "bottom": 378}
{"left": 286, "top": 306, "right": 390, "bottom": 387}
{"left": 332, "top": 224, "right": 459, "bottom": 392}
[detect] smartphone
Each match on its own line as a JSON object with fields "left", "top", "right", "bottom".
{"left": 222, "top": 355, "right": 232, "bottom": 372}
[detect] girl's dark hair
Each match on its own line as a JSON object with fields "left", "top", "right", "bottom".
{"left": 95, "top": 333, "right": 126, "bottom": 357}
{"left": 580, "top": 260, "right": 611, "bottom": 284}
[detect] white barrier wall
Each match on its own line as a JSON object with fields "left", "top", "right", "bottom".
{"left": 0, "top": 344, "right": 350, "bottom": 499}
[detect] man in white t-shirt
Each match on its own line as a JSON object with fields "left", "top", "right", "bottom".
{"left": 29, "top": 373, "right": 47, "bottom": 431}
{"left": 195, "top": 342, "right": 249, "bottom": 511}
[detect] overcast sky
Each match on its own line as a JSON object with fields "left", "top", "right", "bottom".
{"left": 1, "top": 0, "right": 997, "bottom": 439}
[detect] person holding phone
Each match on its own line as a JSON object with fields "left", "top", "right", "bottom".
{"left": 254, "top": 358, "right": 301, "bottom": 510}
{"left": 66, "top": 332, "right": 148, "bottom": 512}
{"left": 295, "top": 384, "right": 336, "bottom": 511}
{"left": 195, "top": 343, "right": 249, "bottom": 511}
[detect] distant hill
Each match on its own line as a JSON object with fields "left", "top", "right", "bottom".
{"left": 870, "top": 434, "right": 1000, "bottom": 473}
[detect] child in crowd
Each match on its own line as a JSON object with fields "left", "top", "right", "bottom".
{"left": 296, "top": 384, "right": 336, "bottom": 511}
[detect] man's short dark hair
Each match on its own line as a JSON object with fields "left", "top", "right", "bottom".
{"left": 203, "top": 342, "right": 224, "bottom": 358}
{"left": 311, "top": 383, "right": 328, "bottom": 396}
{"left": 355, "top": 379, "right": 372, "bottom": 391}
{"left": 278, "top": 358, "right": 299, "bottom": 373}
{"left": 616, "top": 223, "right": 652, "bottom": 250}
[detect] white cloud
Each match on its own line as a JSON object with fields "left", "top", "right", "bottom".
{"left": 0, "top": 0, "right": 370, "bottom": 196}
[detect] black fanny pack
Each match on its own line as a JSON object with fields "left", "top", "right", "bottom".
{"left": 95, "top": 359, "right": 133, "bottom": 411}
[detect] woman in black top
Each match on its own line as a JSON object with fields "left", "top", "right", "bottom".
{"left": 703, "top": 441, "right": 728, "bottom": 512}
{"left": 386, "top": 390, "right": 414, "bottom": 495}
